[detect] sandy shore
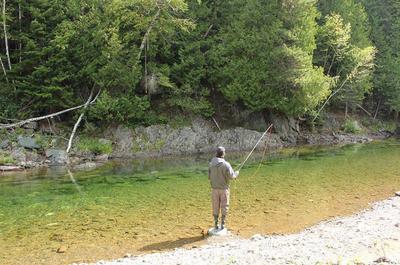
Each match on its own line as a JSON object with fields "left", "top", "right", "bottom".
{"left": 80, "top": 195, "right": 400, "bottom": 265}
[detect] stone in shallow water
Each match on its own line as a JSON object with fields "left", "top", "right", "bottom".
{"left": 208, "top": 228, "right": 229, "bottom": 236}
{"left": 56, "top": 245, "right": 67, "bottom": 253}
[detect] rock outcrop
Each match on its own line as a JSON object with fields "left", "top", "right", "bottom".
{"left": 107, "top": 118, "right": 284, "bottom": 158}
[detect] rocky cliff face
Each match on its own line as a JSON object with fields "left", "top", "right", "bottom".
{"left": 105, "top": 118, "right": 283, "bottom": 158}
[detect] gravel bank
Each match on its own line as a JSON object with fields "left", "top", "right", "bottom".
{"left": 83, "top": 196, "right": 400, "bottom": 265}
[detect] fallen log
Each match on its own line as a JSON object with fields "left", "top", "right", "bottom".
{"left": 0, "top": 165, "right": 23, "bottom": 171}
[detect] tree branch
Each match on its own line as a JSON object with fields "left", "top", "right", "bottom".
{"left": 2, "top": 0, "right": 11, "bottom": 70}
{"left": 66, "top": 89, "right": 96, "bottom": 153}
{"left": 0, "top": 90, "right": 101, "bottom": 129}
{"left": 137, "top": 7, "right": 161, "bottom": 61}
{"left": 0, "top": 56, "right": 8, "bottom": 83}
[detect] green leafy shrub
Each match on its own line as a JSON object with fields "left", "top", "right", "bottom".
{"left": 88, "top": 91, "right": 159, "bottom": 126}
{"left": 77, "top": 138, "right": 112, "bottom": 155}
{"left": 0, "top": 153, "right": 15, "bottom": 165}
{"left": 342, "top": 119, "right": 362, "bottom": 133}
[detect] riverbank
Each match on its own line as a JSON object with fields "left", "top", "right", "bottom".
{"left": 0, "top": 114, "right": 396, "bottom": 172}
{"left": 82, "top": 194, "right": 400, "bottom": 265}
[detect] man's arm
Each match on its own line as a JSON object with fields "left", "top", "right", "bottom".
{"left": 225, "top": 162, "right": 239, "bottom": 179}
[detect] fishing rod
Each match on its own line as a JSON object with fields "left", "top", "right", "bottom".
{"left": 235, "top": 124, "right": 274, "bottom": 172}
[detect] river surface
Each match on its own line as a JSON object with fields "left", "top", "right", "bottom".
{"left": 1, "top": 140, "right": 399, "bottom": 264}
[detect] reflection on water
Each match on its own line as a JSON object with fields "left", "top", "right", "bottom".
{"left": 0, "top": 140, "right": 399, "bottom": 264}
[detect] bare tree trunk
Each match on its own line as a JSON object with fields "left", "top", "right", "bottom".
{"left": 66, "top": 90, "right": 94, "bottom": 153}
{"left": 345, "top": 102, "right": 348, "bottom": 119}
{"left": 0, "top": 56, "right": 8, "bottom": 83}
{"left": 18, "top": 2, "right": 22, "bottom": 63}
{"left": 2, "top": 0, "right": 11, "bottom": 70}
{"left": 211, "top": 116, "right": 221, "bottom": 131}
{"left": 0, "top": 90, "right": 101, "bottom": 129}
{"left": 373, "top": 99, "right": 381, "bottom": 120}
{"left": 137, "top": 8, "right": 161, "bottom": 61}
{"left": 356, "top": 104, "right": 372, "bottom": 117}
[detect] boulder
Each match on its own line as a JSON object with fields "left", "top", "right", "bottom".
{"left": 18, "top": 136, "right": 40, "bottom": 149}
{"left": 395, "top": 124, "right": 400, "bottom": 137}
{"left": 268, "top": 113, "right": 298, "bottom": 144}
{"left": 11, "top": 148, "right": 26, "bottom": 163}
{"left": 0, "top": 140, "right": 9, "bottom": 149}
{"left": 94, "top": 154, "right": 109, "bottom": 161}
{"left": 45, "top": 149, "right": 69, "bottom": 165}
{"left": 22, "top": 122, "right": 38, "bottom": 130}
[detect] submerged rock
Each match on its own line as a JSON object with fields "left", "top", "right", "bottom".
{"left": 56, "top": 245, "right": 67, "bottom": 253}
{"left": 74, "top": 162, "right": 97, "bottom": 170}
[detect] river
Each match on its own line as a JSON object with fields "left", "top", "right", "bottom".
{"left": 0, "top": 140, "right": 399, "bottom": 264}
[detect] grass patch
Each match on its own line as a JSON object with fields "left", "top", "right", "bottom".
{"left": 362, "top": 118, "right": 397, "bottom": 133}
{"left": 77, "top": 138, "right": 112, "bottom": 155}
{"left": 0, "top": 153, "right": 15, "bottom": 165}
{"left": 342, "top": 119, "right": 362, "bottom": 134}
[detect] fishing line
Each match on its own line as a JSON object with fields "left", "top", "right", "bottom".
{"left": 235, "top": 124, "right": 274, "bottom": 172}
{"left": 230, "top": 124, "right": 274, "bottom": 219}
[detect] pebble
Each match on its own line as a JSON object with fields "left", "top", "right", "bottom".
{"left": 56, "top": 245, "right": 67, "bottom": 253}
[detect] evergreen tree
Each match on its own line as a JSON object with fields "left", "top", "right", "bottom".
{"left": 362, "top": 0, "right": 400, "bottom": 118}
{"left": 209, "top": 0, "right": 332, "bottom": 116}
{"left": 315, "top": 1, "right": 375, "bottom": 114}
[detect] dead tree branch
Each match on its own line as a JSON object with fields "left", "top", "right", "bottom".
{"left": 0, "top": 90, "right": 101, "bottom": 129}
{"left": 203, "top": 24, "right": 213, "bottom": 38}
{"left": 66, "top": 90, "right": 95, "bottom": 153}
{"left": 2, "top": 0, "right": 11, "bottom": 70}
{"left": 137, "top": 7, "right": 161, "bottom": 61}
{"left": 0, "top": 56, "right": 8, "bottom": 83}
{"left": 357, "top": 104, "right": 372, "bottom": 117}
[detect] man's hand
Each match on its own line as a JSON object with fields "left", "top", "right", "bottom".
{"left": 235, "top": 171, "right": 239, "bottom": 177}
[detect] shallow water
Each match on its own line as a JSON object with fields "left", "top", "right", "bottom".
{"left": 1, "top": 140, "right": 399, "bottom": 264}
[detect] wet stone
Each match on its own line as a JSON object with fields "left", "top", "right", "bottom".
{"left": 56, "top": 245, "right": 67, "bottom": 253}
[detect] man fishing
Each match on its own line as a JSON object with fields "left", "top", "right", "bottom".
{"left": 208, "top": 146, "right": 239, "bottom": 230}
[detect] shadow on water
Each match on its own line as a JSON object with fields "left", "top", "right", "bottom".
{"left": 139, "top": 235, "right": 205, "bottom": 252}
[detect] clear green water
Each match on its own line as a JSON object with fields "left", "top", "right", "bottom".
{"left": 0, "top": 140, "right": 399, "bottom": 264}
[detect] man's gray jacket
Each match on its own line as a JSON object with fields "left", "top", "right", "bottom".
{"left": 208, "top": 157, "right": 237, "bottom": 189}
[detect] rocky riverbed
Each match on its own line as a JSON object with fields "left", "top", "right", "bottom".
{"left": 80, "top": 194, "right": 400, "bottom": 265}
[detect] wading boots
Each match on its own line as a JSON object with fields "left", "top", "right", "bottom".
{"left": 221, "top": 215, "right": 226, "bottom": 230}
{"left": 213, "top": 215, "right": 219, "bottom": 229}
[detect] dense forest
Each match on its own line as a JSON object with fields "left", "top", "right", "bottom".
{"left": 0, "top": 0, "right": 399, "bottom": 127}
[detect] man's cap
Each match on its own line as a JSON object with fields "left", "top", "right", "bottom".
{"left": 216, "top": 146, "right": 225, "bottom": 153}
